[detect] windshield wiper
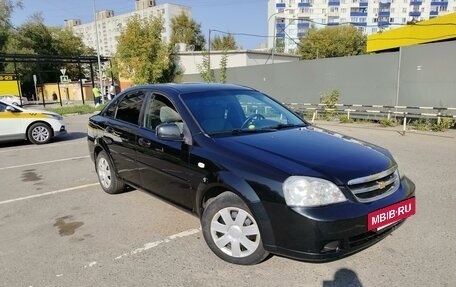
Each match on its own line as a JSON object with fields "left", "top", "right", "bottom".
{"left": 268, "top": 123, "right": 308, "bottom": 130}
{"left": 231, "top": 128, "right": 276, "bottom": 135}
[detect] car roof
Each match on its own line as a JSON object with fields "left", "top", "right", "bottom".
{"left": 124, "top": 83, "right": 256, "bottom": 95}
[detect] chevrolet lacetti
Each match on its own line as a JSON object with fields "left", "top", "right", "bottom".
{"left": 87, "top": 83, "right": 415, "bottom": 265}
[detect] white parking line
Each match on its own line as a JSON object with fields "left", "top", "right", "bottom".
{"left": 0, "top": 183, "right": 99, "bottom": 205}
{"left": 0, "top": 139, "right": 86, "bottom": 153}
{"left": 114, "top": 228, "right": 201, "bottom": 260}
{"left": 0, "top": 155, "right": 90, "bottom": 171}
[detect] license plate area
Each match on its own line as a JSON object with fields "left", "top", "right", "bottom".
{"left": 368, "top": 197, "right": 415, "bottom": 231}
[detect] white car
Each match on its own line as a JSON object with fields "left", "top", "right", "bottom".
{"left": 0, "top": 100, "right": 66, "bottom": 144}
{"left": 0, "top": 95, "right": 29, "bottom": 106}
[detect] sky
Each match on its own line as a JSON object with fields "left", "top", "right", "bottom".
{"left": 11, "top": 0, "right": 269, "bottom": 49}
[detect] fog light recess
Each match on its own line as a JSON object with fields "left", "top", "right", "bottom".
{"left": 322, "top": 241, "right": 340, "bottom": 253}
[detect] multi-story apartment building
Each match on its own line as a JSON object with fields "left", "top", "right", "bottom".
{"left": 64, "top": 0, "right": 191, "bottom": 56}
{"left": 268, "top": 0, "right": 456, "bottom": 52}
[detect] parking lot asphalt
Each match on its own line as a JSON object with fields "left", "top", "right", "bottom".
{"left": 1, "top": 114, "right": 455, "bottom": 287}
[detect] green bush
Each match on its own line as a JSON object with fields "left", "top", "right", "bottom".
{"left": 379, "top": 118, "right": 396, "bottom": 127}
{"left": 320, "top": 90, "right": 340, "bottom": 120}
{"left": 302, "top": 110, "right": 315, "bottom": 121}
{"left": 339, "top": 115, "right": 354, "bottom": 123}
{"left": 410, "top": 119, "right": 430, "bottom": 131}
{"left": 431, "top": 118, "right": 455, "bottom": 132}
{"left": 410, "top": 118, "right": 454, "bottom": 132}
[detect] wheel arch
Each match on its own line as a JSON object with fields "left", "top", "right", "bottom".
{"left": 196, "top": 171, "right": 276, "bottom": 247}
{"left": 93, "top": 139, "right": 116, "bottom": 174}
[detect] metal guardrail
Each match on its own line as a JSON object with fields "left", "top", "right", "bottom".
{"left": 286, "top": 103, "right": 456, "bottom": 132}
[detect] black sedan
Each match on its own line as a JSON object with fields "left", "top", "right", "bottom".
{"left": 88, "top": 83, "right": 415, "bottom": 265}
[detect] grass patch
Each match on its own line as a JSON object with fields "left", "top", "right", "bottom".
{"left": 379, "top": 118, "right": 396, "bottom": 127}
{"left": 47, "top": 105, "right": 105, "bottom": 115}
{"left": 410, "top": 118, "right": 455, "bottom": 132}
{"left": 431, "top": 118, "right": 455, "bottom": 132}
{"left": 339, "top": 115, "right": 354, "bottom": 123}
{"left": 302, "top": 110, "right": 315, "bottom": 121}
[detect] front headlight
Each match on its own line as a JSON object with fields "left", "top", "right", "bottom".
{"left": 283, "top": 176, "right": 347, "bottom": 207}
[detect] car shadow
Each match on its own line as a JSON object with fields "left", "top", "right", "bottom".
{"left": 322, "top": 268, "right": 363, "bottom": 287}
{"left": 56, "top": 132, "right": 87, "bottom": 142}
{"left": 0, "top": 139, "right": 31, "bottom": 148}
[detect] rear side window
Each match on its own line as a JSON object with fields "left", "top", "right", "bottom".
{"left": 115, "top": 91, "right": 145, "bottom": 125}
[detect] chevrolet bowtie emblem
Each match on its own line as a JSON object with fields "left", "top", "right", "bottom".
{"left": 377, "top": 181, "right": 387, "bottom": 189}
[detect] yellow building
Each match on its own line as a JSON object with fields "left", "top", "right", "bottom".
{"left": 39, "top": 82, "right": 96, "bottom": 102}
{"left": 367, "top": 13, "right": 456, "bottom": 53}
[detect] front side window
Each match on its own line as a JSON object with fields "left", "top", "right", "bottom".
{"left": 115, "top": 90, "right": 145, "bottom": 125}
{"left": 143, "top": 94, "right": 182, "bottom": 131}
{"left": 182, "top": 90, "right": 305, "bottom": 135}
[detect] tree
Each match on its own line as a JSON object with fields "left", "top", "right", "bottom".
{"left": 3, "top": 14, "right": 93, "bottom": 81}
{"left": 1, "top": 1, "right": 22, "bottom": 44}
{"left": 50, "top": 27, "right": 94, "bottom": 57}
{"left": 219, "top": 51, "right": 228, "bottom": 84}
{"left": 49, "top": 27, "right": 96, "bottom": 79}
{"left": 197, "top": 50, "right": 229, "bottom": 83}
{"left": 115, "top": 16, "right": 180, "bottom": 84}
{"left": 2, "top": 13, "right": 94, "bottom": 95}
{"left": 196, "top": 50, "right": 215, "bottom": 83}
{"left": 0, "top": 0, "right": 22, "bottom": 69}
{"left": 170, "top": 12, "right": 205, "bottom": 51}
{"left": 211, "top": 34, "right": 238, "bottom": 51}
{"left": 274, "top": 38, "right": 285, "bottom": 53}
{"left": 298, "top": 26, "right": 366, "bottom": 60}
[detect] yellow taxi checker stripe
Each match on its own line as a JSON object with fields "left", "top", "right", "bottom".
{"left": 0, "top": 113, "right": 50, "bottom": 119}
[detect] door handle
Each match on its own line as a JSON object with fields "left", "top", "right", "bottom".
{"left": 138, "top": 137, "right": 151, "bottom": 147}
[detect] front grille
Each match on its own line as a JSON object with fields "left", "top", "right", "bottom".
{"left": 347, "top": 166, "right": 400, "bottom": 203}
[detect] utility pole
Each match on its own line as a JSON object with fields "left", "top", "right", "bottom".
{"left": 93, "top": 0, "right": 103, "bottom": 103}
{"left": 208, "top": 29, "right": 211, "bottom": 72}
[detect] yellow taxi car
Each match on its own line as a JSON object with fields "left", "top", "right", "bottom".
{"left": 0, "top": 100, "right": 66, "bottom": 144}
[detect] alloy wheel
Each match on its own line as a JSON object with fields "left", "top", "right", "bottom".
{"left": 31, "top": 126, "right": 50, "bottom": 143}
{"left": 97, "top": 157, "right": 112, "bottom": 189}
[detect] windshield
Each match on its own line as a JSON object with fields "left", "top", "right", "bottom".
{"left": 181, "top": 89, "right": 306, "bottom": 136}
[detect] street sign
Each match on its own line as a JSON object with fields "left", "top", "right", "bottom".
{"left": 60, "top": 68, "right": 66, "bottom": 75}
{"left": 0, "top": 74, "right": 17, "bottom": 81}
{"left": 60, "top": 75, "right": 70, "bottom": 84}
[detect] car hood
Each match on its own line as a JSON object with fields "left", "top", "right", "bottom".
{"left": 215, "top": 126, "right": 395, "bottom": 185}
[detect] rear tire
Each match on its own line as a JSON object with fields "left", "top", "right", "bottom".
{"left": 96, "top": 151, "right": 125, "bottom": 194}
{"left": 27, "top": 122, "right": 52, "bottom": 144}
{"left": 201, "top": 192, "right": 269, "bottom": 265}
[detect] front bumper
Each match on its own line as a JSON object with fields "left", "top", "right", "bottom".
{"left": 259, "top": 176, "right": 415, "bottom": 262}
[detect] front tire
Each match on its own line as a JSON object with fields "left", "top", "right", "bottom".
{"left": 201, "top": 192, "right": 269, "bottom": 265}
{"left": 96, "top": 151, "right": 125, "bottom": 194}
{"left": 27, "top": 122, "right": 52, "bottom": 144}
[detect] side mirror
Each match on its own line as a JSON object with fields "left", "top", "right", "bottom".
{"left": 5, "top": 106, "right": 18, "bottom": 112}
{"left": 156, "top": 123, "right": 183, "bottom": 141}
